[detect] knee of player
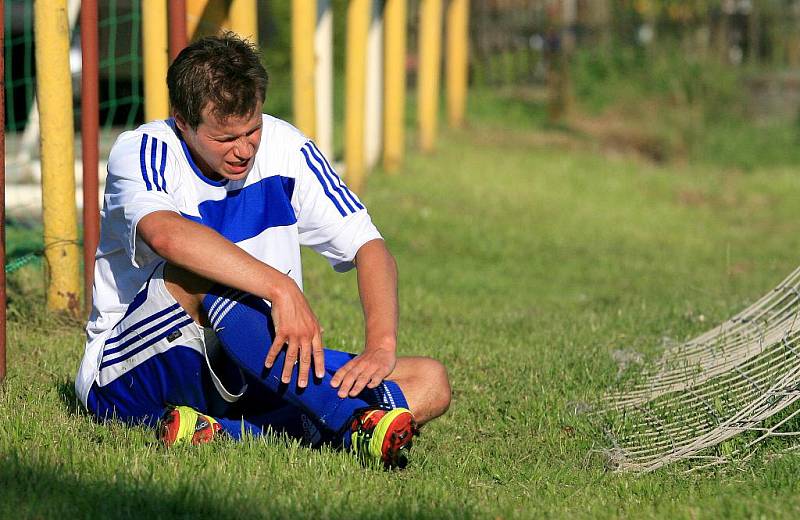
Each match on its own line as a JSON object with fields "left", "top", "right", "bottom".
{"left": 420, "top": 357, "right": 451, "bottom": 416}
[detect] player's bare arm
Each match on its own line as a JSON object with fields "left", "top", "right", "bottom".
{"left": 137, "top": 210, "right": 325, "bottom": 386}
{"left": 330, "top": 238, "right": 399, "bottom": 398}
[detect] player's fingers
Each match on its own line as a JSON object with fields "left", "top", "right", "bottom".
{"left": 348, "top": 371, "right": 373, "bottom": 397}
{"left": 281, "top": 340, "right": 299, "bottom": 384}
{"left": 297, "top": 343, "right": 312, "bottom": 388}
{"left": 364, "top": 361, "right": 392, "bottom": 389}
{"left": 265, "top": 333, "right": 287, "bottom": 368}
{"left": 312, "top": 334, "right": 325, "bottom": 379}
{"left": 366, "top": 373, "right": 384, "bottom": 389}
{"left": 337, "top": 367, "right": 362, "bottom": 398}
{"left": 330, "top": 359, "right": 356, "bottom": 388}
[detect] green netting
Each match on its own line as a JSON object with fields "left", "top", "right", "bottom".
{"left": 4, "top": 0, "right": 35, "bottom": 132}
{"left": 98, "top": 0, "right": 143, "bottom": 128}
{"left": 3, "top": 0, "right": 144, "bottom": 136}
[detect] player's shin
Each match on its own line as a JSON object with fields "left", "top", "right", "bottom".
{"left": 201, "top": 287, "right": 405, "bottom": 441}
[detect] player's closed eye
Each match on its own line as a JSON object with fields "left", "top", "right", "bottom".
{"left": 217, "top": 127, "right": 260, "bottom": 143}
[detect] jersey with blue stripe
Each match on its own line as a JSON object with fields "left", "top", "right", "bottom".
{"left": 75, "top": 114, "right": 381, "bottom": 405}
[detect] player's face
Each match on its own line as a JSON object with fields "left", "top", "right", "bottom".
{"left": 175, "top": 104, "right": 263, "bottom": 182}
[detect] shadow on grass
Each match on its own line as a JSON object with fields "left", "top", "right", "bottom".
{"left": 0, "top": 450, "right": 470, "bottom": 519}
{"left": 0, "top": 455, "right": 259, "bottom": 520}
{"left": 57, "top": 379, "right": 85, "bottom": 417}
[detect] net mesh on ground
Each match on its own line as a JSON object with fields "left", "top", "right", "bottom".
{"left": 599, "top": 267, "right": 800, "bottom": 472}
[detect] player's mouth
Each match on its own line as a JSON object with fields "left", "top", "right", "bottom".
{"left": 226, "top": 158, "right": 251, "bottom": 175}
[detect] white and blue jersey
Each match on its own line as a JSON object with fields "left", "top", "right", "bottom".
{"left": 75, "top": 114, "right": 382, "bottom": 407}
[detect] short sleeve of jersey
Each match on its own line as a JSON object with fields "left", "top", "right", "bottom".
{"left": 104, "top": 131, "right": 181, "bottom": 268}
{"left": 293, "top": 141, "right": 382, "bottom": 272}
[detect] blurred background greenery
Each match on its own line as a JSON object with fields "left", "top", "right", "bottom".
{"left": 6, "top": 1, "right": 800, "bottom": 173}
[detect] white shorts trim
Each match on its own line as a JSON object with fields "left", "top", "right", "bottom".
{"left": 95, "top": 263, "right": 246, "bottom": 403}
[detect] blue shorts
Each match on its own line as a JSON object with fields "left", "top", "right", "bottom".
{"left": 85, "top": 263, "right": 389, "bottom": 441}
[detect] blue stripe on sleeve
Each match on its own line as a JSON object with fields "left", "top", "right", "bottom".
{"left": 309, "top": 142, "right": 364, "bottom": 211}
{"left": 159, "top": 140, "right": 168, "bottom": 193}
{"left": 305, "top": 143, "right": 355, "bottom": 213}
{"left": 139, "top": 134, "right": 152, "bottom": 191}
{"left": 150, "top": 136, "right": 161, "bottom": 191}
{"left": 300, "top": 145, "right": 347, "bottom": 217}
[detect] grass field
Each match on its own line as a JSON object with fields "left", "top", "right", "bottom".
{"left": 5, "top": 94, "right": 800, "bottom": 518}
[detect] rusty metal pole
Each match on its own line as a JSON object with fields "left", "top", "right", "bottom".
{"left": 0, "top": 0, "right": 7, "bottom": 383}
{"left": 81, "top": 0, "right": 99, "bottom": 316}
{"left": 169, "top": 0, "right": 188, "bottom": 60}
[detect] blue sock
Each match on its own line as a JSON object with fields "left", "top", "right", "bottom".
{"left": 202, "top": 286, "right": 403, "bottom": 445}
{"left": 216, "top": 371, "right": 408, "bottom": 447}
{"left": 219, "top": 405, "right": 326, "bottom": 445}
{"left": 215, "top": 407, "right": 314, "bottom": 443}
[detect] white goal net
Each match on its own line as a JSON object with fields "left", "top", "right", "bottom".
{"left": 600, "top": 266, "right": 800, "bottom": 472}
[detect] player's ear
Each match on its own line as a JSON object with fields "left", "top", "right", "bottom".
{"left": 173, "top": 112, "right": 189, "bottom": 133}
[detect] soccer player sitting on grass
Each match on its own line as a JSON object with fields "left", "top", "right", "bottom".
{"left": 74, "top": 33, "right": 451, "bottom": 468}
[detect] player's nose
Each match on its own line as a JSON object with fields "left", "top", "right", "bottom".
{"left": 233, "top": 137, "right": 254, "bottom": 158}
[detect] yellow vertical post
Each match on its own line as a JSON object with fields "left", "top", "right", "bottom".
{"left": 34, "top": 0, "right": 81, "bottom": 316}
{"left": 446, "top": 0, "right": 468, "bottom": 128}
{"left": 229, "top": 0, "right": 258, "bottom": 44}
{"left": 417, "top": 0, "right": 442, "bottom": 152}
{"left": 345, "top": 0, "right": 369, "bottom": 193}
{"left": 186, "top": 0, "right": 203, "bottom": 38}
{"left": 383, "top": 0, "right": 406, "bottom": 172}
{"left": 142, "top": 0, "right": 169, "bottom": 120}
{"left": 292, "top": 0, "right": 316, "bottom": 139}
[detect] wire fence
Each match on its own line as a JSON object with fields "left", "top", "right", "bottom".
{"left": 469, "top": 0, "right": 800, "bottom": 88}
{"left": 4, "top": 0, "right": 143, "bottom": 187}
{"left": 4, "top": 0, "right": 143, "bottom": 131}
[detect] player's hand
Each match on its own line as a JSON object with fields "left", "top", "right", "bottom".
{"left": 330, "top": 345, "right": 396, "bottom": 398}
{"left": 264, "top": 277, "right": 324, "bottom": 388}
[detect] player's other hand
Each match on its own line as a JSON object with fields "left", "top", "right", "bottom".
{"left": 330, "top": 344, "right": 396, "bottom": 398}
{"left": 264, "top": 276, "right": 324, "bottom": 388}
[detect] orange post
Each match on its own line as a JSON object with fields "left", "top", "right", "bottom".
{"left": 169, "top": 0, "right": 188, "bottom": 60}
{"left": 81, "top": 0, "right": 100, "bottom": 315}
